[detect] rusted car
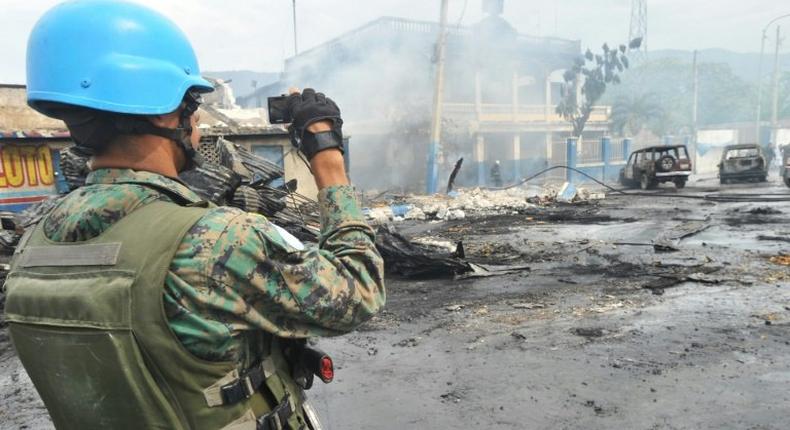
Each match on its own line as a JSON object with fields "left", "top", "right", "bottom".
{"left": 619, "top": 145, "right": 692, "bottom": 190}
{"left": 718, "top": 144, "right": 767, "bottom": 184}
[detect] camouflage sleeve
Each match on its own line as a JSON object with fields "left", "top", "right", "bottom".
{"left": 193, "top": 185, "right": 385, "bottom": 338}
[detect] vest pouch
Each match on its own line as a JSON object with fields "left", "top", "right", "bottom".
{"left": 5, "top": 270, "right": 187, "bottom": 430}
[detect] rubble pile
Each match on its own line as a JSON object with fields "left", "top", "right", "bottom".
{"left": 364, "top": 183, "right": 603, "bottom": 224}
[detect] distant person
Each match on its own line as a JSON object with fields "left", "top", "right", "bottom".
{"left": 490, "top": 160, "right": 503, "bottom": 187}
{"left": 763, "top": 141, "right": 777, "bottom": 170}
{"left": 4, "top": 1, "right": 384, "bottom": 429}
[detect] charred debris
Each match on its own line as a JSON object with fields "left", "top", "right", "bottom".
{"left": 0, "top": 137, "right": 544, "bottom": 282}
{"left": 0, "top": 135, "right": 615, "bottom": 284}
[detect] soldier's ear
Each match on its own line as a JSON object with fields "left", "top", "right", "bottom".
{"left": 147, "top": 109, "right": 181, "bottom": 129}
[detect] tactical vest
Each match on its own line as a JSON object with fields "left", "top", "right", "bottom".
{"left": 4, "top": 200, "right": 310, "bottom": 430}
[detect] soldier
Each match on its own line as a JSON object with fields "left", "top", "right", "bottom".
{"left": 3, "top": 1, "right": 384, "bottom": 429}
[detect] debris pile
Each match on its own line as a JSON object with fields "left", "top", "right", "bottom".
{"left": 364, "top": 183, "right": 604, "bottom": 224}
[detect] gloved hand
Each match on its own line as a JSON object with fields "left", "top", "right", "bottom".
{"left": 286, "top": 88, "right": 344, "bottom": 160}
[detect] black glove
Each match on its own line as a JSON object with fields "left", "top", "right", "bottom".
{"left": 286, "top": 88, "right": 344, "bottom": 160}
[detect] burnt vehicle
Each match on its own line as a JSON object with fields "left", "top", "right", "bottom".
{"left": 619, "top": 145, "right": 692, "bottom": 190}
{"left": 718, "top": 144, "right": 767, "bottom": 184}
{"left": 782, "top": 145, "right": 790, "bottom": 188}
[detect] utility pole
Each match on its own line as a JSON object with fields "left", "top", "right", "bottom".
{"left": 628, "top": 0, "right": 648, "bottom": 60}
{"left": 426, "top": 0, "right": 449, "bottom": 194}
{"left": 691, "top": 50, "right": 699, "bottom": 173}
{"left": 754, "top": 14, "right": 790, "bottom": 142}
{"left": 691, "top": 50, "right": 698, "bottom": 130}
{"left": 756, "top": 30, "right": 768, "bottom": 142}
{"left": 292, "top": 0, "right": 298, "bottom": 55}
{"left": 771, "top": 25, "right": 783, "bottom": 151}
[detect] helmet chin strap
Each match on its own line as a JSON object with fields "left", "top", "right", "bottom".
{"left": 114, "top": 91, "right": 204, "bottom": 171}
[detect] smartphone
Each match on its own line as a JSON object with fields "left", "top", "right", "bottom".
{"left": 267, "top": 95, "right": 291, "bottom": 124}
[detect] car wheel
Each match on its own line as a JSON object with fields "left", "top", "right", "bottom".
{"left": 674, "top": 178, "right": 686, "bottom": 189}
{"left": 657, "top": 155, "right": 676, "bottom": 172}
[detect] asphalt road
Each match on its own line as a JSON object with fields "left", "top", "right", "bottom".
{"left": 1, "top": 176, "right": 789, "bottom": 429}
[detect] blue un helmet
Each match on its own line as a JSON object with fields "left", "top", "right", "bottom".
{"left": 26, "top": 0, "right": 214, "bottom": 165}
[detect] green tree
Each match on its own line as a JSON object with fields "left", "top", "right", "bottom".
{"left": 610, "top": 94, "right": 664, "bottom": 136}
{"left": 604, "top": 58, "right": 757, "bottom": 134}
{"left": 556, "top": 38, "right": 641, "bottom": 137}
{"left": 758, "top": 71, "right": 790, "bottom": 121}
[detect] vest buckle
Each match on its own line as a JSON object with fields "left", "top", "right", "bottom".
{"left": 220, "top": 365, "right": 266, "bottom": 405}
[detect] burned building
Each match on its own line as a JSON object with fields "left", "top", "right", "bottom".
{"left": 247, "top": 7, "right": 611, "bottom": 191}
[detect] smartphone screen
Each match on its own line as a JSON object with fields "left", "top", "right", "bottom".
{"left": 267, "top": 96, "right": 291, "bottom": 124}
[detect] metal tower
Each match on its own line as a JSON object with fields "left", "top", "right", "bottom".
{"left": 628, "top": 0, "right": 647, "bottom": 59}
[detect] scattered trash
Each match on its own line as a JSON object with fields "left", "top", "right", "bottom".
{"left": 375, "top": 225, "right": 472, "bottom": 278}
{"left": 392, "top": 338, "right": 420, "bottom": 347}
{"left": 390, "top": 204, "right": 411, "bottom": 218}
{"left": 556, "top": 182, "right": 578, "bottom": 203}
{"left": 375, "top": 225, "right": 530, "bottom": 279}
{"left": 404, "top": 206, "right": 427, "bottom": 220}
{"left": 613, "top": 241, "right": 680, "bottom": 253}
{"left": 439, "top": 391, "right": 464, "bottom": 404}
{"left": 457, "top": 263, "right": 531, "bottom": 279}
{"left": 747, "top": 207, "right": 782, "bottom": 215}
{"left": 769, "top": 255, "right": 790, "bottom": 266}
{"left": 511, "top": 303, "right": 545, "bottom": 310}
{"left": 758, "top": 235, "right": 790, "bottom": 244}
{"left": 652, "top": 242, "right": 680, "bottom": 253}
{"left": 364, "top": 181, "right": 608, "bottom": 225}
{"left": 643, "top": 266, "right": 724, "bottom": 294}
{"left": 572, "top": 327, "right": 606, "bottom": 338}
{"left": 589, "top": 302, "right": 625, "bottom": 313}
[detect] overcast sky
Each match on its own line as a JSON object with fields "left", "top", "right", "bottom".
{"left": 1, "top": 0, "right": 788, "bottom": 84}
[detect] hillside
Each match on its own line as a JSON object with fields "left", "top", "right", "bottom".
{"left": 643, "top": 49, "right": 790, "bottom": 83}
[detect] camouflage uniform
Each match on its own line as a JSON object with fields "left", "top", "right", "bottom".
{"left": 43, "top": 168, "right": 385, "bottom": 365}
